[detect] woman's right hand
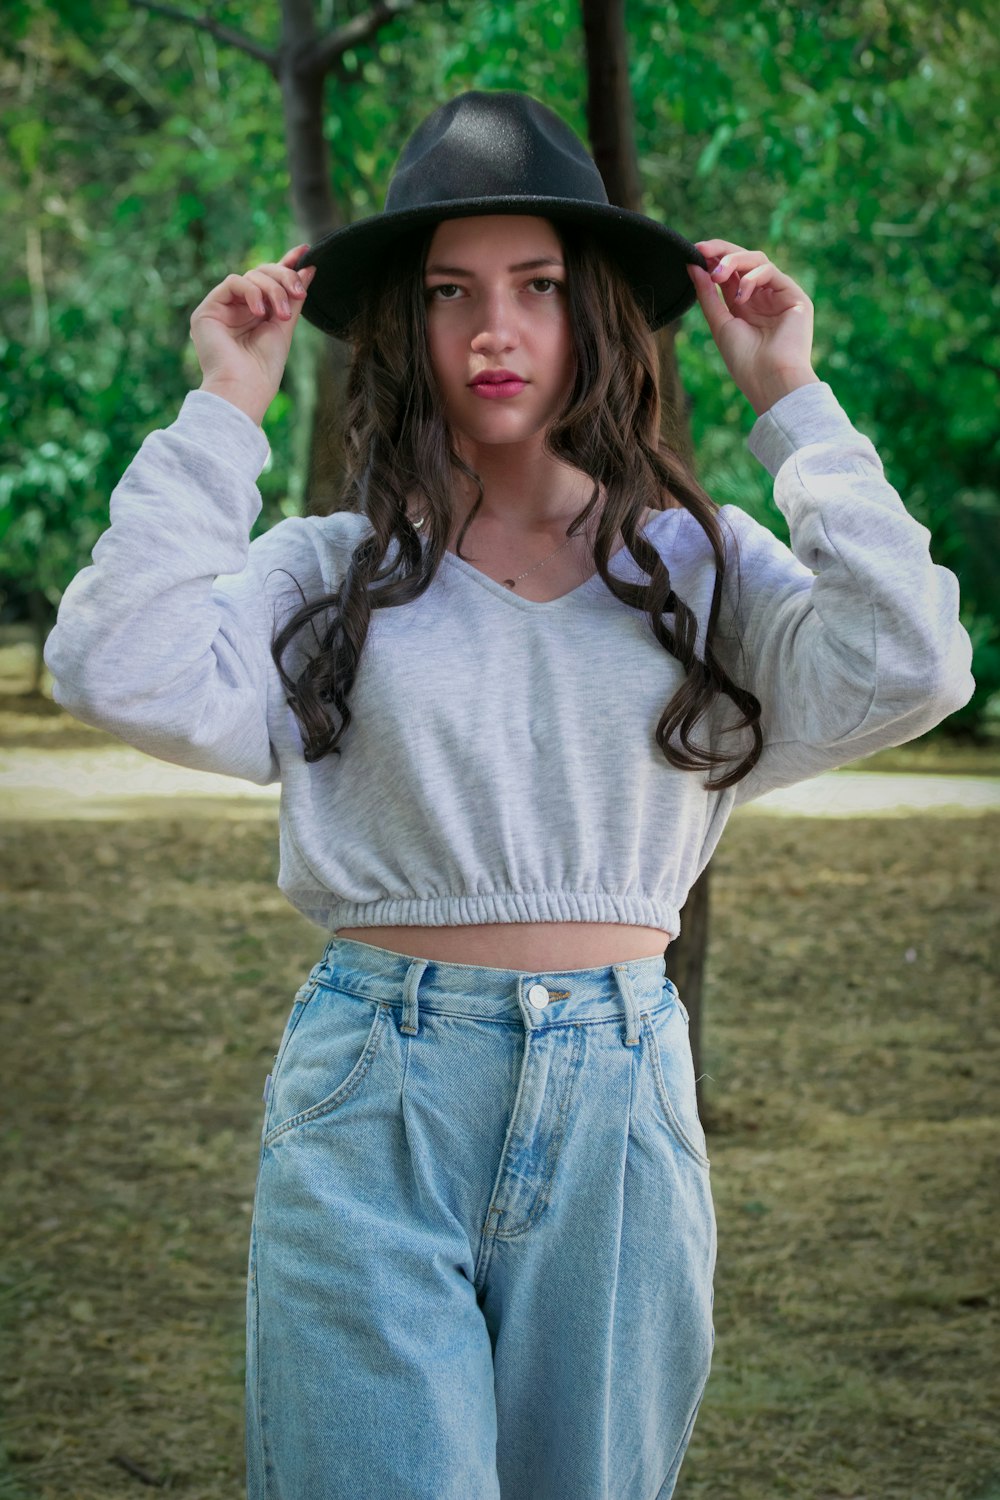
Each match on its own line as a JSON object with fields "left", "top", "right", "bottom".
{"left": 189, "top": 243, "right": 317, "bottom": 424}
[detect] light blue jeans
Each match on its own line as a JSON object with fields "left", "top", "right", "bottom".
{"left": 246, "top": 936, "right": 716, "bottom": 1499}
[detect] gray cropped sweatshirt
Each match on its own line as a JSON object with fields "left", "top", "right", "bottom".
{"left": 44, "top": 382, "right": 975, "bottom": 939}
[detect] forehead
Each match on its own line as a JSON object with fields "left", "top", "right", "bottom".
{"left": 425, "top": 214, "right": 563, "bottom": 265}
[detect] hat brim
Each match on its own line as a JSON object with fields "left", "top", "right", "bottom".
{"left": 294, "top": 196, "right": 707, "bottom": 340}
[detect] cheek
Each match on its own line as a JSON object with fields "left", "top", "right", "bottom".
{"left": 555, "top": 327, "right": 577, "bottom": 394}
{"left": 426, "top": 324, "right": 462, "bottom": 394}
{"left": 425, "top": 326, "right": 444, "bottom": 384}
{"left": 550, "top": 311, "right": 576, "bottom": 376}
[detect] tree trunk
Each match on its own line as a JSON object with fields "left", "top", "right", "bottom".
{"left": 667, "top": 864, "right": 710, "bottom": 1116}
{"left": 579, "top": 0, "right": 642, "bottom": 209}
{"left": 581, "top": 0, "right": 712, "bottom": 1116}
{"left": 151, "top": 0, "right": 423, "bottom": 516}
{"left": 28, "top": 588, "right": 54, "bottom": 697}
{"left": 275, "top": 1, "right": 350, "bottom": 513}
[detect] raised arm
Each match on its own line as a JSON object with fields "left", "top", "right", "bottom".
{"left": 43, "top": 246, "right": 319, "bottom": 782}
{"left": 685, "top": 238, "right": 974, "bottom": 804}
{"left": 713, "top": 382, "right": 975, "bottom": 805}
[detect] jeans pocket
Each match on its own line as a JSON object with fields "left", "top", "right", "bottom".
{"left": 643, "top": 999, "right": 710, "bottom": 1169}
{"left": 260, "top": 974, "right": 320, "bottom": 1136}
{"left": 262, "top": 979, "right": 389, "bottom": 1148}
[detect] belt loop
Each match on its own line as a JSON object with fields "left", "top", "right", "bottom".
{"left": 400, "top": 958, "right": 427, "bottom": 1036}
{"left": 613, "top": 963, "right": 642, "bottom": 1047}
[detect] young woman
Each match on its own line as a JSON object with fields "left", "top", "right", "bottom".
{"left": 44, "top": 91, "right": 974, "bottom": 1499}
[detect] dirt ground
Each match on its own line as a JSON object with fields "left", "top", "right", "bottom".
{"left": 1, "top": 685, "right": 998, "bottom": 1499}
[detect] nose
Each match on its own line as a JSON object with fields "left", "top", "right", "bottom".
{"left": 469, "top": 285, "right": 519, "bottom": 354}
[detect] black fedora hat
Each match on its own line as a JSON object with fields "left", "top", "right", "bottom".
{"left": 295, "top": 90, "right": 708, "bottom": 341}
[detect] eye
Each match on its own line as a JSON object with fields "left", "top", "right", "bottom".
{"left": 529, "top": 277, "right": 562, "bottom": 294}
{"left": 426, "top": 283, "right": 463, "bottom": 301}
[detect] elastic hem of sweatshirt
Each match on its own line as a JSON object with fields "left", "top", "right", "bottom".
{"left": 296, "top": 891, "right": 683, "bottom": 939}
{"left": 179, "top": 388, "right": 272, "bottom": 476}
{"left": 747, "top": 380, "right": 860, "bottom": 478}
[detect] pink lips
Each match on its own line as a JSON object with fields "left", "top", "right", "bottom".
{"left": 470, "top": 370, "right": 527, "bottom": 399}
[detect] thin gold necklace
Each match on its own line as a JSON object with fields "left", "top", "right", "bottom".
{"left": 412, "top": 512, "right": 589, "bottom": 590}
{"left": 498, "top": 532, "right": 579, "bottom": 589}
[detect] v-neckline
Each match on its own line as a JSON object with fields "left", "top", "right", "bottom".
{"left": 437, "top": 508, "right": 685, "bottom": 611}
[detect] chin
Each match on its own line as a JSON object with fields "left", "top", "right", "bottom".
{"left": 451, "top": 407, "right": 553, "bottom": 445}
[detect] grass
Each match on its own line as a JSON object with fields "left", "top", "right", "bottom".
{"left": 842, "top": 738, "right": 1000, "bottom": 777}
{"left": 684, "top": 814, "right": 999, "bottom": 1499}
{"left": 0, "top": 674, "right": 997, "bottom": 1499}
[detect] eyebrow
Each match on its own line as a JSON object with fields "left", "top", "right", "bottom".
{"left": 424, "top": 257, "right": 565, "bottom": 277}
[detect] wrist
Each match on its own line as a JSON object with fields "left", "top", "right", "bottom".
{"left": 747, "top": 367, "right": 821, "bottom": 419}
{"left": 198, "top": 380, "right": 270, "bottom": 428}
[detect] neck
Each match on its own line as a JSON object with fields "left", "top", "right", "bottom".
{"left": 452, "top": 432, "right": 597, "bottom": 533}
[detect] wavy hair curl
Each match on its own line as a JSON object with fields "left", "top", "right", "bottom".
{"left": 270, "top": 219, "right": 763, "bottom": 791}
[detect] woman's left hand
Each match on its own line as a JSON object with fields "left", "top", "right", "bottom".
{"left": 687, "top": 240, "right": 821, "bottom": 416}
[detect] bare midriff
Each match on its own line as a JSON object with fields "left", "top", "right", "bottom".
{"left": 334, "top": 922, "right": 672, "bottom": 972}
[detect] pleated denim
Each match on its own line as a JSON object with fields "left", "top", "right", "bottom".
{"left": 245, "top": 935, "right": 716, "bottom": 1500}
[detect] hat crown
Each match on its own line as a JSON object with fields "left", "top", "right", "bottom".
{"left": 297, "top": 89, "right": 703, "bottom": 338}
{"left": 384, "top": 90, "right": 610, "bottom": 213}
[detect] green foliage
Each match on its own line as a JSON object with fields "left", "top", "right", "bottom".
{"left": 639, "top": 0, "right": 1000, "bottom": 729}
{"left": 0, "top": 0, "right": 309, "bottom": 627}
{"left": 2, "top": 0, "right": 996, "bottom": 727}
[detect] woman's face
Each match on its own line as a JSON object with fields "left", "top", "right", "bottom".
{"left": 422, "top": 214, "right": 576, "bottom": 454}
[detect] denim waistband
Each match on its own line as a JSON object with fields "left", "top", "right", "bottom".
{"left": 312, "top": 935, "right": 677, "bottom": 1044}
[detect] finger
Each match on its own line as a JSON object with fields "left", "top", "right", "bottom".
{"left": 695, "top": 243, "right": 769, "bottom": 285}
{"left": 255, "top": 261, "right": 314, "bottom": 307}
{"left": 730, "top": 263, "right": 773, "bottom": 303}
{"left": 687, "top": 263, "right": 736, "bottom": 340}
{"left": 279, "top": 263, "right": 313, "bottom": 299}
{"left": 279, "top": 245, "right": 314, "bottom": 296}
{"left": 243, "top": 270, "right": 289, "bottom": 319}
{"left": 694, "top": 240, "right": 744, "bottom": 272}
{"left": 730, "top": 261, "right": 805, "bottom": 304}
{"left": 709, "top": 251, "right": 769, "bottom": 290}
{"left": 247, "top": 268, "right": 309, "bottom": 319}
{"left": 218, "top": 272, "right": 269, "bottom": 319}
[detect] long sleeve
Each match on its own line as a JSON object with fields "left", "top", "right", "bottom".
{"left": 43, "top": 389, "right": 281, "bottom": 784}
{"left": 711, "top": 382, "right": 975, "bottom": 807}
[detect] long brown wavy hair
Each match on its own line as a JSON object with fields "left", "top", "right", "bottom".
{"left": 270, "top": 218, "right": 763, "bottom": 791}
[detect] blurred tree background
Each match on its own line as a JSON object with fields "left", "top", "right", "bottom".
{"left": 2, "top": 8, "right": 999, "bottom": 1498}
{"left": 2, "top": 0, "right": 997, "bottom": 726}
